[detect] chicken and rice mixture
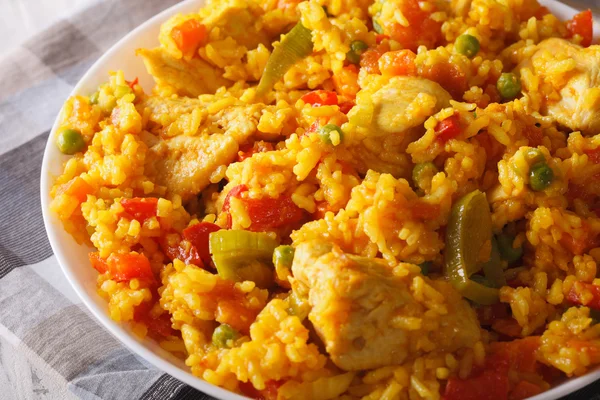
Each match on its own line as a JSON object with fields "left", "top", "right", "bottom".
{"left": 49, "top": 0, "right": 600, "bottom": 398}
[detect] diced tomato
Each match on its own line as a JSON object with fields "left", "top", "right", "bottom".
{"left": 158, "top": 232, "right": 203, "bottom": 267}
{"left": 222, "top": 185, "right": 249, "bottom": 213}
{"left": 410, "top": 201, "right": 440, "bottom": 219}
{"left": 338, "top": 100, "right": 355, "bottom": 114}
{"left": 489, "top": 337, "right": 541, "bottom": 374}
{"left": 443, "top": 368, "right": 509, "bottom": 400}
{"left": 134, "top": 302, "right": 176, "bottom": 338}
{"left": 223, "top": 185, "right": 305, "bottom": 232}
{"left": 492, "top": 317, "right": 523, "bottom": 338}
{"left": 301, "top": 90, "right": 338, "bottom": 107}
{"left": 89, "top": 252, "right": 108, "bottom": 274}
{"left": 567, "top": 281, "right": 600, "bottom": 310}
{"left": 120, "top": 197, "right": 158, "bottom": 222}
{"left": 171, "top": 19, "right": 208, "bottom": 55}
{"left": 523, "top": 125, "right": 544, "bottom": 147}
{"left": 106, "top": 252, "right": 155, "bottom": 283}
{"left": 567, "top": 10, "right": 593, "bottom": 47}
{"left": 360, "top": 48, "right": 386, "bottom": 74}
{"left": 237, "top": 141, "right": 275, "bottom": 162}
{"left": 57, "top": 176, "right": 94, "bottom": 203}
{"left": 535, "top": 6, "right": 550, "bottom": 19}
{"left": 421, "top": 62, "right": 468, "bottom": 99}
{"left": 378, "top": 49, "right": 417, "bottom": 77}
{"left": 182, "top": 222, "right": 220, "bottom": 264}
{"left": 435, "top": 114, "right": 461, "bottom": 142}
{"left": 387, "top": 0, "right": 442, "bottom": 52}
{"left": 127, "top": 77, "right": 139, "bottom": 90}
{"left": 333, "top": 65, "right": 360, "bottom": 98}
{"left": 509, "top": 380, "right": 543, "bottom": 400}
{"left": 375, "top": 34, "right": 390, "bottom": 44}
{"left": 585, "top": 147, "right": 600, "bottom": 164}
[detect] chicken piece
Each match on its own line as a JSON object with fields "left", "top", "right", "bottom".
{"left": 348, "top": 76, "right": 451, "bottom": 178}
{"left": 145, "top": 105, "right": 262, "bottom": 200}
{"left": 138, "top": 48, "right": 231, "bottom": 97}
{"left": 199, "top": 0, "right": 275, "bottom": 49}
{"left": 140, "top": 96, "right": 206, "bottom": 127}
{"left": 520, "top": 38, "right": 600, "bottom": 135}
{"left": 291, "top": 241, "right": 481, "bottom": 371}
{"left": 369, "top": 76, "right": 452, "bottom": 135}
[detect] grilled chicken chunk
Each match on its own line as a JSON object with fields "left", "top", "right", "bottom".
{"left": 520, "top": 38, "right": 600, "bottom": 135}
{"left": 291, "top": 241, "right": 481, "bottom": 371}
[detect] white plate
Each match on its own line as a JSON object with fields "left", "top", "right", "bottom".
{"left": 40, "top": 1, "right": 600, "bottom": 399}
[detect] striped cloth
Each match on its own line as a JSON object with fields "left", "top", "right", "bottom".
{"left": 0, "top": 0, "right": 599, "bottom": 399}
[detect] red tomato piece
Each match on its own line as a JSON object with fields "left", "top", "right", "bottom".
{"left": 237, "top": 141, "right": 274, "bottom": 162}
{"left": 567, "top": 281, "right": 600, "bottom": 310}
{"left": 360, "top": 48, "right": 385, "bottom": 74}
{"left": 375, "top": 34, "right": 390, "bottom": 44}
{"left": 387, "top": 0, "right": 442, "bottom": 51}
{"left": 171, "top": 19, "right": 207, "bottom": 54}
{"left": 509, "top": 380, "right": 544, "bottom": 400}
{"left": 89, "top": 252, "right": 108, "bottom": 274}
{"left": 476, "top": 303, "right": 510, "bottom": 326}
{"left": 242, "top": 195, "right": 305, "bottom": 232}
{"left": 301, "top": 90, "right": 338, "bottom": 107}
{"left": 567, "top": 10, "right": 593, "bottom": 47}
{"left": 127, "top": 77, "right": 139, "bottom": 89}
{"left": 435, "top": 115, "right": 461, "bottom": 142}
{"left": 585, "top": 147, "right": 600, "bottom": 164}
{"left": 106, "top": 252, "right": 155, "bottom": 283}
{"left": 443, "top": 368, "right": 509, "bottom": 400}
{"left": 182, "top": 222, "right": 221, "bottom": 264}
{"left": 222, "top": 185, "right": 249, "bottom": 213}
{"left": 134, "top": 302, "right": 176, "bottom": 338}
{"left": 120, "top": 197, "right": 158, "bottom": 222}
{"left": 158, "top": 232, "right": 203, "bottom": 267}
{"left": 379, "top": 49, "right": 417, "bottom": 76}
{"left": 489, "top": 337, "right": 541, "bottom": 374}
{"left": 338, "top": 100, "right": 355, "bottom": 114}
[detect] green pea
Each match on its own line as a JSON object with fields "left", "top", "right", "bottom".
{"left": 114, "top": 84, "right": 132, "bottom": 99}
{"left": 89, "top": 91, "right": 99, "bottom": 105}
{"left": 319, "top": 124, "right": 344, "bottom": 145}
{"left": 273, "top": 245, "right": 295, "bottom": 269}
{"left": 373, "top": 19, "right": 384, "bottom": 34}
{"left": 56, "top": 128, "right": 86, "bottom": 155}
{"left": 496, "top": 233, "right": 523, "bottom": 264}
{"left": 347, "top": 40, "right": 369, "bottom": 64}
{"left": 455, "top": 34, "right": 480, "bottom": 58}
{"left": 418, "top": 261, "right": 432, "bottom": 276}
{"left": 496, "top": 73, "right": 521, "bottom": 101}
{"left": 412, "top": 162, "right": 438, "bottom": 191}
{"left": 212, "top": 324, "right": 240, "bottom": 348}
{"left": 529, "top": 162, "right": 554, "bottom": 191}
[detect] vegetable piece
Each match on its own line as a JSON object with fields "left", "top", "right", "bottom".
{"left": 114, "top": 84, "right": 132, "bottom": 98}
{"left": 567, "top": 281, "right": 600, "bottom": 310}
{"left": 443, "top": 369, "right": 509, "bottom": 400}
{"left": 418, "top": 261, "right": 432, "bottom": 275}
{"left": 567, "top": 10, "right": 593, "bottom": 47}
{"left": 378, "top": 49, "right": 417, "bottom": 76}
{"left": 106, "top": 252, "right": 155, "bottom": 283}
{"left": 56, "top": 128, "right": 86, "bottom": 155}
{"left": 496, "top": 233, "right": 523, "bottom": 264}
{"left": 301, "top": 90, "right": 338, "bottom": 107}
{"left": 134, "top": 302, "right": 176, "bottom": 338}
{"left": 445, "top": 190, "right": 499, "bottom": 304}
{"left": 170, "top": 19, "right": 207, "bottom": 54}
{"left": 372, "top": 19, "right": 384, "bottom": 34}
{"left": 525, "top": 148, "right": 546, "bottom": 165}
{"left": 346, "top": 40, "right": 368, "bottom": 64}
{"left": 120, "top": 197, "right": 158, "bottom": 222}
{"left": 182, "top": 222, "right": 221, "bottom": 264}
{"left": 89, "top": 252, "right": 108, "bottom": 274}
{"left": 529, "top": 162, "right": 554, "bottom": 191}
{"left": 481, "top": 237, "right": 506, "bottom": 288}
{"left": 273, "top": 245, "right": 295, "bottom": 269}
{"left": 89, "top": 91, "right": 99, "bottom": 104}
{"left": 209, "top": 230, "right": 279, "bottom": 287}
{"left": 455, "top": 34, "right": 480, "bottom": 58}
{"left": 412, "top": 162, "right": 438, "bottom": 191}
{"left": 212, "top": 323, "right": 240, "bottom": 348}
{"left": 435, "top": 114, "right": 461, "bottom": 142}
{"left": 159, "top": 232, "right": 203, "bottom": 267}
{"left": 319, "top": 124, "right": 344, "bottom": 145}
{"left": 496, "top": 73, "right": 521, "bottom": 101}
{"left": 56, "top": 176, "right": 94, "bottom": 203}
{"left": 287, "top": 290, "right": 310, "bottom": 320}
{"left": 256, "top": 22, "right": 313, "bottom": 96}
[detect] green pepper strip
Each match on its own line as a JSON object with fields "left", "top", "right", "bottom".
{"left": 209, "top": 230, "right": 279, "bottom": 287}
{"left": 445, "top": 190, "right": 500, "bottom": 304}
{"left": 256, "top": 22, "right": 314, "bottom": 96}
{"left": 481, "top": 237, "right": 506, "bottom": 288}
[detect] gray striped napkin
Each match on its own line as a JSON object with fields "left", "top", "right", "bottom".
{"left": 0, "top": 0, "right": 599, "bottom": 398}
